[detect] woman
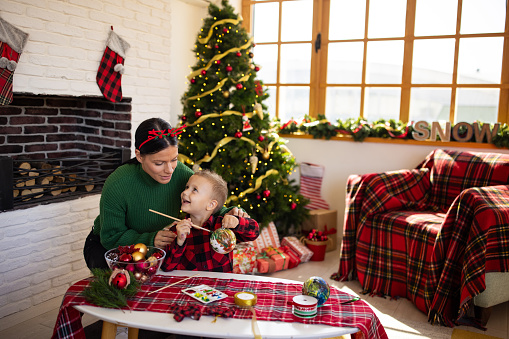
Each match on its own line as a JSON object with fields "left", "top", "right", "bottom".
{"left": 83, "top": 117, "right": 246, "bottom": 269}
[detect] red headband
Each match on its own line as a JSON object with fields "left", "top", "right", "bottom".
{"left": 138, "top": 126, "right": 186, "bottom": 149}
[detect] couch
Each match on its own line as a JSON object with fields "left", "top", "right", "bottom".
{"left": 332, "top": 149, "right": 509, "bottom": 328}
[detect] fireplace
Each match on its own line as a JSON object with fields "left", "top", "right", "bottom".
{"left": 0, "top": 94, "right": 132, "bottom": 211}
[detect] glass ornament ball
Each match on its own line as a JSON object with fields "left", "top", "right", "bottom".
{"left": 302, "top": 276, "right": 330, "bottom": 306}
{"left": 210, "top": 227, "right": 236, "bottom": 254}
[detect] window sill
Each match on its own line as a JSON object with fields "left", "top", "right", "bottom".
{"left": 279, "top": 133, "right": 505, "bottom": 150}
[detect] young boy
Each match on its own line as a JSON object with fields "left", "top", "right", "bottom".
{"left": 161, "top": 170, "right": 259, "bottom": 272}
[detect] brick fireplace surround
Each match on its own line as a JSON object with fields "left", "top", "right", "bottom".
{"left": 0, "top": 94, "right": 132, "bottom": 327}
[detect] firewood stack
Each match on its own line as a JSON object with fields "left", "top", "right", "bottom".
{"left": 13, "top": 162, "right": 95, "bottom": 202}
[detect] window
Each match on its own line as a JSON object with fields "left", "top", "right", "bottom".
{"left": 243, "top": 0, "right": 509, "bottom": 124}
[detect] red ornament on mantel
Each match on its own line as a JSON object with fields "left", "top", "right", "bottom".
{"left": 236, "top": 83, "right": 243, "bottom": 90}
{"left": 263, "top": 190, "right": 271, "bottom": 198}
{"left": 201, "top": 70, "right": 207, "bottom": 76}
{"left": 234, "top": 131, "right": 243, "bottom": 138}
{"left": 195, "top": 110, "right": 202, "bottom": 118}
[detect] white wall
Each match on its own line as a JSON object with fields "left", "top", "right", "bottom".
{"left": 286, "top": 137, "right": 509, "bottom": 237}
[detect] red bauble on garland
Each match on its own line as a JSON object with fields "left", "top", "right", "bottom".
{"left": 226, "top": 65, "right": 233, "bottom": 72}
{"left": 195, "top": 110, "right": 202, "bottom": 118}
{"left": 215, "top": 60, "right": 221, "bottom": 65}
{"left": 257, "top": 135, "right": 265, "bottom": 142}
{"left": 263, "top": 189, "right": 271, "bottom": 198}
{"left": 236, "top": 83, "right": 243, "bottom": 90}
{"left": 201, "top": 70, "right": 207, "bottom": 75}
{"left": 190, "top": 78, "right": 196, "bottom": 84}
{"left": 236, "top": 51, "right": 242, "bottom": 57}
{"left": 234, "top": 131, "right": 243, "bottom": 138}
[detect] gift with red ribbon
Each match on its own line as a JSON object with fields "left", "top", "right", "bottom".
{"left": 280, "top": 246, "right": 301, "bottom": 269}
{"left": 262, "top": 247, "right": 289, "bottom": 271}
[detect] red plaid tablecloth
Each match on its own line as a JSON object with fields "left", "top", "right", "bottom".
{"left": 52, "top": 275, "right": 387, "bottom": 339}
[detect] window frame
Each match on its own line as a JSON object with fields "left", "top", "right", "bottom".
{"left": 242, "top": 0, "right": 509, "bottom": 124}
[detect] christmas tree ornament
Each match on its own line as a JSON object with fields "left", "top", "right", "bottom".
{"left": 190, "top": 78, "right": 196, "bottom": 84}
{"left": 236, "top": 83, "right": 243, "bottom": 90}
{"left": 215, "top": 59, "right": 221, "bottom": 65}
{"left": 96, "top": 27, "right": 130, "bottom": 103}
{"left": 195, "top": 110, "right": 202, "bottom": 117}
{"left": 222, "top": 90, "right": 230, "bottom": 98}
{"left": 249, "top": 155, "right": 258, "bottom": 174}
{"left": 181, "top": 115, "right": 187, "bottom": 121}
{"left": 210, "top": 227, "right": 236, "bottom": 254}
{"left": 262, "top": 151, "right": 270, "bottom": 160}
{"left": 256, "top": 194, "right": 261, "bottom": 200}
{"left": 215, "top": 44, "right": 219, "bottom": 49}
{"left": 257, "top": 135, "right": 265, "bottom": 142}
{"left": 263, "top": 189, "right": 271, "bottom": 198}
{"left": 109, "top": 269, "right": 130, "bottom": 289}
{"left": 249, "top": 52, "right": 254, "bottom": 58}
{"left": 302, "top": 276, "right": 330, "bottom": 306}
{"left": 131, "top": 251, "right": 145, "bottom": 262}
{"left": 254, "top": 66, "right": 260, "bottom": 72}
{"left": 242, "top": 114, "right": 253, "bottom": 131}
{"left": 234, "top": 130, "right": 243, "bottom": 138}
{"left": 134, "top": 243, "right": 148, "bottom": 256}
{"left": 223, "top": 27, "right": 228, "bottom": 33}
{"left": 201, "top": 69, "right": 207, "bottom": 75}
{"left": 226, "top": 65, "right": 233, "bottom": 72}
{"left": 291, "top": 202, "right": 297, "bottom": 210}
{"left": 0, "top": 17, "right": 29, "bottom": 106}
{"left": 236, "top": 51, "right": 242, "bottom": 57}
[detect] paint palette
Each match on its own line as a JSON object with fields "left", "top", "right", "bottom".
{"left": 182, "top": 285, "right": 228, "bottom": 304}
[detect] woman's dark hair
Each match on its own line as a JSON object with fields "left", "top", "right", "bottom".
{"left": 124, "top": 118, "right": 179, "bottom": 164}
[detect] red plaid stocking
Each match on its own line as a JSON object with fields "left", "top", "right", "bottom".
{"left": 300, "top": 162, "right": 330, "bottom": 210}
{"left": 96, "top": 29, "right": 130, "bottom": 102}
{"left": 0, "top": 18, "right": 28, "bottom": 106}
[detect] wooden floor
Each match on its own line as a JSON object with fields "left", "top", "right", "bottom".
{"left": 1, "top": 250, "right": 508, "bottom": 338}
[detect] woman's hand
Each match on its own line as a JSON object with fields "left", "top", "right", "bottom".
{"left": 226, "top": 207, "right": 250, "bottom": 219}
{"left": 222, "top": 215, "right": 239, "bottom": 229}
{"left": 154, "top": 222, "right": 177, "bottom": 248}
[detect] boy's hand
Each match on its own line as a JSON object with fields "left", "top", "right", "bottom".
{"left": 222, "top": 215, "right": 239, "bottom": 229}
{"left": 226, "top": 207, "right": 250, "bottom": 218}
{"left": 176, "top": 219, "right": 193, "bottom": 246}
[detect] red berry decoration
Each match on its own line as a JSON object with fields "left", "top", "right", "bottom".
{"left": 190, "top": 78, "right": 196, "bottom": 84}
{"left": 226, "top": 65, "right": 233, "bottom": 72}
{"left": 254, "top": 66, "right": 260, "bottom": 72}
{"left": 195, "top": 110, "right": 202, "bottom": 118}
{"left": 290, "top": 202, "right": 297, "bottom": 210}
{"left": 236, "top": 51, "right": 242, "bottom": 57}
{"left": 119, "top": 253, "right": 132, "bottom": 262}
{"left": 201, "top": 70, "right": 207, "bottom": 75}
{"left": 111, "top": 272, "right": 128, "bottom": 289}
{"left": 235, "top": 131, "right": 243, "bottom": 138}
{"left": 263, "top": 189, "right": 271, "bottom": 198}
{"left": 236, "top": 83, "right": 243, "bottom": 90}
{"left": 223, "top": 27, "right": 228, "bottom": 33}
{"left": 257, "top": 135, "right": 264, "bottom": 142}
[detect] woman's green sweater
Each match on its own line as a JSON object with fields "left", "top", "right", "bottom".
{"left": 93, "top": 161, "right": 194, "bottom": 249}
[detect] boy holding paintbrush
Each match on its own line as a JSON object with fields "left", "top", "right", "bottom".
{"left": 161, "top": 169, "right": 259, "bottom": 272}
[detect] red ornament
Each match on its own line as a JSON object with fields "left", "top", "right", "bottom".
{"left": 254, "top": 66, "right": 260, "bottom": 72}
{"left": 201, "top": 70, "right": 207, "bottom": 75}
{"left": 256, "top": 194, "right": 261, "bottom": 200}
{"left": 236, "top": 51, "right": 242, "bottom": 57}
{"left": 111, "top": 272, "right": 128, "bottom": 289}
{"left": 215, "top": 60, "right": 221, "bottom": 65}
{"left": 257, "top": 135, "right": 264, "bottom": 142}
{"left": 119, "top": 253, "right": 132, "bottom": 263}
{"left": 190, "top": 78, "right": 196, "bottom": 84}
{"left": 181, "top": 116, "right": 187, "bottom": 121}
{"left": 263, "top": 190, "right": 271, "bottom": 198}
{"left": 226, "top": 65, "right": 233, "bottom": 72}
{"left": 290, "top": 202, "right": 297, "bottom": 210}
{"left": 152, "top": 251, "right": 163, "bottom": 259}
{"left": 234, "top": 131, "right": 243, "bottom": 138}
{"left": 215, "top": 45, "right": 219, "bottom": 49}
{"left": 253, "top": 43, "right": 256, "bottom": 47}
{"left": 223, "top": 27, "right": 228, "bottom": 33}
{"left": 236, "top": 83, "right": 243, "bottom": 90}
{"left": 195, "top": 110, "right": 202, "bottom": 118}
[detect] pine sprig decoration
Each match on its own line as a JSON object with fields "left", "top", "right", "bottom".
{"left": 81, "top": 268, "right": 141, "bottom": 309}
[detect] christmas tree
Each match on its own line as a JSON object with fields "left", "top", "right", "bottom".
{"left": 178, "top": 0, "right": 308, "bottom": 233}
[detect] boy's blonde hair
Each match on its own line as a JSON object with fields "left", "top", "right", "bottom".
{"left": 193, "top": 169, "right": 227, "bottom": 214}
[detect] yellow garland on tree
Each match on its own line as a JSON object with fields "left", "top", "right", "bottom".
{"left": 187, "top": 38, "right": 254, "bottom": 80}
{"left": 187, "top": 78, "right": 228, "bottom": 101}
{"left": 226, "top": 169, "right": 279, "bottom": 204}
{"left": 198, "top": 17, "right": 242, "bottom": 44}
{"left": 185, "top": 110, "right": 258, "bottom": 127}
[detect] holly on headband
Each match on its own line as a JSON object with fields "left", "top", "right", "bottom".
{"left": 139, "top": 126, "right": 186, "bottom": 149}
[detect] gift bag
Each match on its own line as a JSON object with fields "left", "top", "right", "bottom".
{"left": 232, "top": 242, "right": 257, "bottom": 274}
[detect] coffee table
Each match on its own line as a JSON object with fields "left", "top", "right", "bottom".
{"left": 74, "top": 270, "right": 359, "bottom": 339}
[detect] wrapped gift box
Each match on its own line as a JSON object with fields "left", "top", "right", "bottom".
{"left": 281, "top": 236, "right": 314, "bottom": 263}
{"left": 262, "top": 247, "right": 289, "bottom": 271}
{"left": 250, "top": 221, "right": 280, "bottom": 253}
{"left": 232, "top": 242, "right": 257, "bottom": 274}
{"left": 280, "top": 246, "right": 301, "bottom": 269}
{"left": 301, "top": 209, "right": 338, "bottom": 252}
{"left": 256, "top": 255, "right": 276, "bottom": 273}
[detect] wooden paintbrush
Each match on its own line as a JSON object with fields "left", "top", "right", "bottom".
{"left": 149, "top": 209, "right": 211, "bottom": 233}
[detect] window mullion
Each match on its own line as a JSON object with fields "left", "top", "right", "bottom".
{"left": 497, "top": 2, "right": 509, "bottom": 124}
{"left": 400, "top": 0, "right": 416, "bottom": 123}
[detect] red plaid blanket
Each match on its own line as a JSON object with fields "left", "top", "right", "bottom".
{"left": 52, "top": 275, "right": 387, "bottom": 339}
{"left": 334, "top": 149, "right": 509, "bottom": 327}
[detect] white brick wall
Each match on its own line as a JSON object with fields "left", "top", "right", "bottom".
{"left": 0, "top": 194, "right": 100, "bottom": 322}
